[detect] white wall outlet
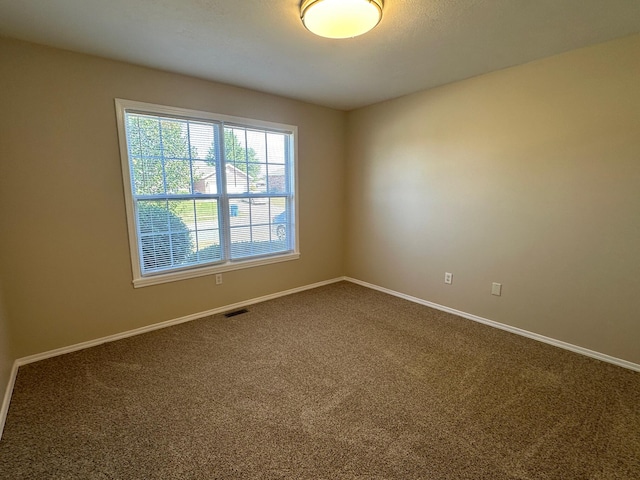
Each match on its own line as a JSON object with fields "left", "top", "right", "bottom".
{"left": 215, "top": 274, "right": 223, "bottom": 285}
{"left": 491, "top": 282, "right": 502, "bottom": 296}
{"left": 444, "top": 272, "right": 453, "bottom": 285}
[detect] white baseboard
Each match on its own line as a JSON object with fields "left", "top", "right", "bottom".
{"left": 0, "top": 277, "right": 344, "bottom": 440}
{"left": 0, "top": 360, "right": 19, "bottom": 441}
{"left": 344, "top": 277, "right": 640, "bottom": 373}
{"left": 15, "top": 277, "right": 344, "bottom": 368}
{"left": 2, "top": 275, "right": 638, "bottom": 441}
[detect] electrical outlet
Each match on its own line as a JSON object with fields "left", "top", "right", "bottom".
{"left": 491, "top": 282, "right": 502, "bottom": 296}
{"left": 215, "top": 274, "right": 223, "bottom": 285}
{"left": 444, "top": 272, "right": 453, "bottom": 285}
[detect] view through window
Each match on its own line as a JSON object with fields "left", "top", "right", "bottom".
{"left": 116, "top": 100, "right": 297, "bottom": 286}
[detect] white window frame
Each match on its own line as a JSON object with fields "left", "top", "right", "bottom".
{"left": 115, "top": 99, "right": 299, "bottom": 287}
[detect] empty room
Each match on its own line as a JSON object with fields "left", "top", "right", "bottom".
{"left": 0, "top": 1, "right": 639, "bottom": 478}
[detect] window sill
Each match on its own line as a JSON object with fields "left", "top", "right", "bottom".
{"left": 132, "top": 252, "right": 300, "bottom": 288}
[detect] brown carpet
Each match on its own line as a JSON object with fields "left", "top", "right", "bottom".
{"left": 0, "top": 281, "right": 638, "bottom": 479}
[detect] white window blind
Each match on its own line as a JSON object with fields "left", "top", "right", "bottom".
{"left": 115, "top": 100, "right": 298, "bottom": 286}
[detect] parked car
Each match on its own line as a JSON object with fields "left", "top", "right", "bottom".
{"left": 272, "top": 211, "right": 287, "bottom": 241}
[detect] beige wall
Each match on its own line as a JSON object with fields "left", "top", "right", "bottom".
{"left": 0, "top": 282, "right": 13, "bottom": 411}
{"left": 1, "top": 33, "right": 638, "bottom": 366}
{"left": 346, "top": 34, "right": 640, "bottom": 364}
{"left": 0, "top": 38, "right": 346, "bottom": 358}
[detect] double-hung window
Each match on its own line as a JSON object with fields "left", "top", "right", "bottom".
{"left": 115, "top": 99, "right": 298, "bottom": 287}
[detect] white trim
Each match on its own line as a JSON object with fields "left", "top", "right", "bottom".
{"left": 114, "top": 98, "right": 300, "bottom": 288}
{"left": 116, "top": 99, "right": 298, "bottom": 133}
{"left": 344, "top": 277, "right": 640, "bottom": 372}
{"left": 0, "top": 277, "right": 341, "bottom": 440}
{"left": 114, "top": 98, "right": 142, "bottom": 283}
{"left": 133, "top": 252, "right": 300, "bottom": 288}
{"left": 14, "top": 278, "right": 344, "bottom": 368}
{"left": 0, "top": 360, "right": 19, "bottom": 440}
{"left": 3, "top": 275, "right": 637, "bottom": 441}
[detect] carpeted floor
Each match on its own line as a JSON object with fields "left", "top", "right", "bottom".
{"left": 0, "top": 281, "right": 638, "bottom": 479}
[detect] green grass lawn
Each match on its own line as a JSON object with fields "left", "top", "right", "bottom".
{"left": 169, "top": 200, "right": 219, "bottom": 223}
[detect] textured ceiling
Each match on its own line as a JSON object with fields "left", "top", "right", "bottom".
{"left": 0, "top": 0, "right": 639, "bottom": 110}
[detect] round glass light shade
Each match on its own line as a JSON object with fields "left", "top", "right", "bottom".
{"left": 301, "top": 0, "right": 383, "bottom": 39}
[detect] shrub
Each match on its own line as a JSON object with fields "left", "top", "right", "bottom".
{"left": 137, "top": 203, "right": 193, "bottom": 272}
{"left": 187, "top": 244, "right": 222, "bottom": 264}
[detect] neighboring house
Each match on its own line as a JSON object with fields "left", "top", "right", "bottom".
{"left": 266, "top": 164, "right": 286, "bottom": 193}
{"left": 193, "top": 163, "right": 252, "bottom": 194}
{"left": 266, "top": 175, "right": 285, "bottom": 193}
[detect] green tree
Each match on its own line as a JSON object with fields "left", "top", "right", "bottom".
{"left": 207, "top": 130, "right": 261, "bottom": 181}
{"left": 127, "top": 114, "right": 200, "bottom": 269}
{"left": 127, "top": 115, "right": 199, "bottom": 195}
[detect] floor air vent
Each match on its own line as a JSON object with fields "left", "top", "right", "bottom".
{"left": 224, "top": 308, "right": 249, "bottom": 318}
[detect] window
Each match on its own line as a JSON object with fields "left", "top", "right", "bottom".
{"left": 115, "top": 99, "right": 298, "bottom": 287}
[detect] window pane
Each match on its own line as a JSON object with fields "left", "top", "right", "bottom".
{"left": 194, "top": 229, "right": 221, "bottom": 262}
{"left": 250, "top": 166, "right": 267, "bottom": 194}
{"left": 137, "top": 198, "right": 224, "bottom": 274}
{"left": 173, "top": 199, "right": 222, "bottom": 267}
{"left": 229, "top": 197, "right": 291, "bottom": 260}
{"left": 225, "top": 127, "right": 248, "bottom": 190}
{"left": 165, "top": 159, "right": 192, "bottom": 194}
{"left": 193, "top": 200, "right": 221, "bottom": 262}
{"left": 229, "top": 198, "right": 247, "bottom": 227}
{"left": 244, "top": 128, "right": 274, "bottom": 195}
{"left": 265, "top": 133, "right": 286, "bottom": 193}
{"left": 224, "top": 126, "right": 264, "bottom": 194}
{"left": 251, "top": 198, "right": 270, "bottom": 226}
{"left": 266, "top": 164, "right": 286, "bottom": 194}
{"left": 140, "top": 234, "right": 172, "bottom": 270}
{"left": 126, "top": 113, "right": 221, "bottom": 197}
{"left": 188, "top": 122, "right": 217, "bottom": 160}
{"left": 131, "top": 157, "right": 165, "bottom": 195}
{"left": 225, "top": 162, "right": 249, "bottom": 194}
{"left": 137, "top": 201, "right": 193, "bottom": 273}
{"left": 266, "top": 133, "right": 286, "bottom": 164}
{"left": 160, "top": 119, "right": 190, "bottom": 159}
{"left": 120, "top": 102, "right": 295, "bottom": 281}
{"left": 270, "top": 198, "right": 289, "bottom": 244}
{"left": 192, "top": 160, "right": 217, "bottom": 194}
{"left": 127, "top": 115, "right": 162, "bottom": 158}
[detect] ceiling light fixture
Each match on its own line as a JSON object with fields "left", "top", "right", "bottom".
{"left": 301, "top": 0, "right": 384, "bottom": 39}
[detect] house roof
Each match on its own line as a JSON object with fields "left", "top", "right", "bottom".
{"left": 195, "top": 163, "right": 249, "bottom": 182}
